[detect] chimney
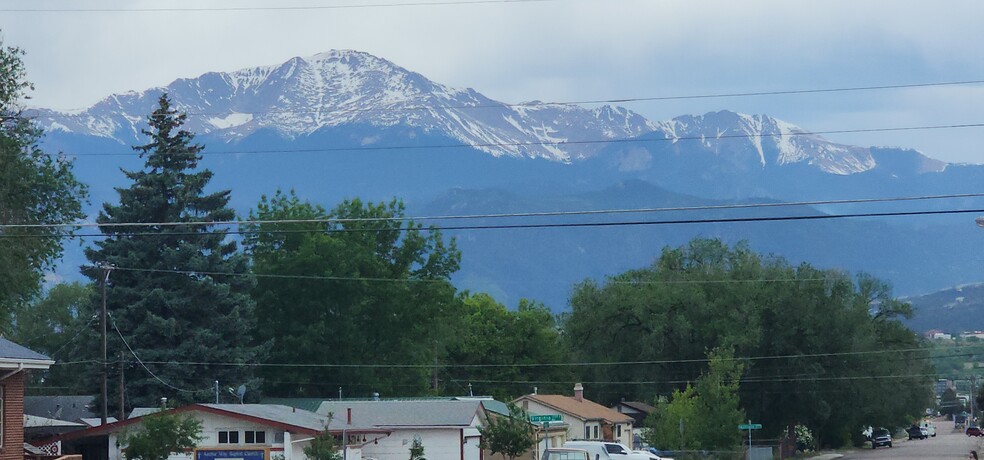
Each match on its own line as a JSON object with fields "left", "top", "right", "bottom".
{"left": 573, "top": 383, "right": 584, "bottom": 402}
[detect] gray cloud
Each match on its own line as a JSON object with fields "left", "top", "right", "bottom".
{"left": 4, "top": 0, "right": 983, "bottom": 162}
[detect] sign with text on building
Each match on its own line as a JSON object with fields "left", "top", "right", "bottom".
{"left": 195, "top": 448, "right": 268, "bottom": 460}
{"left": 529, "top": 414, "right": 563, "bottom": 423}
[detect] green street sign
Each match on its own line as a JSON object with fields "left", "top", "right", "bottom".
{"left": 738, "top": 423, "right": 762, "bottom": 430}
{"left": 529, "top": 414, "right": 563, "bottom": 423}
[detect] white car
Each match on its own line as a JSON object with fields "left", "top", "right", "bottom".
{"left": 633, "top": 450, "right": 674, "bottom": 460}
{"left": 920, "top": 421, "right": 937, "bottom": 437}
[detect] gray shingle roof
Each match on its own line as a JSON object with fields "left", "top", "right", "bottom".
{"left": 200, "top": 404, "right": 364, "bottom": 432}
{"left": 0, "top": 338, "right": 51, "bottom": 362}
{"left": 24, "top": 396, "right": 98, "bottom": 423}
{"left": 318, "top": 400, "right": 483, "bottom": 427}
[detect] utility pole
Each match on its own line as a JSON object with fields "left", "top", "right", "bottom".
{"left": 100, "top": 264, "right": 113, "bottom": 425}
{"left": 972, "top": 375, "right": 977, "bottom": 427}
{"left": 118, "top": 351, "right": 125, "bottom": 421}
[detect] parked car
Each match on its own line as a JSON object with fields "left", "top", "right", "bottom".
{"left": 906, "top": 425, "right": 927, "bottom": 440}
{"left": 920, "top": 421, "right": 936, "bottom": 437}
{"left": 542, "top": 448, "right": 590, "bottom": 460}
{"left": 871, "top": 428, "right": 892, "bottom": 449}
{"left": 563, "top": 441, "right": 651, "bottom": 460}
{"left": 632, "top": 450, "right": 674, "bottom": 460}
{"left": 967, "top": 426, "right": 984, "bottom": 437}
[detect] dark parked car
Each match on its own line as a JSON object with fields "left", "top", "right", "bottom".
{"left": 967, "top": 426, "right": 984, "bottom": 437}
{"left": 906, "top": 425, "right": 927, "bottom": 440}
{"left": 871, "top": 428, "right": 892, "bottom": 449}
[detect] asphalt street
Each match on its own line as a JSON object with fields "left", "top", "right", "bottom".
{"left": 838, "top": 420, "right": 982, "bottom": 460}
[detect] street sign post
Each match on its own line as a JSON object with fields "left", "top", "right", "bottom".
{"left": 529, "top": 414, "right": 563, "bottom": 423}
{"left": 738, "top": 421, "right": 762, "bottom": 460}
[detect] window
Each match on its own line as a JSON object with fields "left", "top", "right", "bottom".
{"left": 593, "top": 426, "right": 598, "bottom": 439}
{"left": 244, "top": 431, "right": 266, "bottom": 444}
{"left": 219, "top": 431, "right": 239, "bottom": 444}
{"left": 616, "top": 424, "right": 622, "bottom": 438}
{"left": 584, "top": 426, "right": 590, "bottom": 439}
{"left": 605, "top": 444, "right": 627, "bottom": 454}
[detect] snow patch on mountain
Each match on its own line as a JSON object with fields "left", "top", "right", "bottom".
{"left": 29, "top": 50, "right": 941, "bottom": 174}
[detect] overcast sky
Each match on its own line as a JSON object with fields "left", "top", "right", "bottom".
{"left": 3, "top": 0, "right": 984, "bottom": 163}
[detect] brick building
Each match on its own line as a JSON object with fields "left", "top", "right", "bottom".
{"left": 0, "top": 338, "right": 54, "bottom": 460}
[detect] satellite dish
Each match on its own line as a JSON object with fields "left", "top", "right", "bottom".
{"left": 236, "top": 384, "right": 247, "bottom": 403}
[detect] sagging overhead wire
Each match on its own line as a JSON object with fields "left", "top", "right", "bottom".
{"left": 3, "top": 206, "right": 984, "bottom": 240}
{"left": 3, "top": 192, "right": 984, "bottom": 232}
{"left": 29, "top": 121, "right": 984, "bottom": 157}
{"left": 31, "top": 79, "right": 984, "bottom": 118}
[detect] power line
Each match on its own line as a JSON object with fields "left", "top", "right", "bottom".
{"left": 3, "top": 191, "right": 982, "bottom": 230}
{"left": 108, "top": 312, "right": 199, "bottom": 394}
{"left": 31, "top": 79, "right": 984, "bottom": 118}
{"left": 3, "top": 206, "right": 984, "bottom": 240}
{"left": 0, "top": 0, "right": 559, "bottom": 13}
{"left": 48, "top": 345, "right": 933, "bottom": 369}
{"left": 39, "top": 121, "right": 984, "bottom": 157}
{"left": 98, "top": 264, "right": 829, "bottom": 285}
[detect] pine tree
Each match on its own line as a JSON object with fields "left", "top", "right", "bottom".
{"left": 84, "top": 94, "right": 266, "bottom": 409}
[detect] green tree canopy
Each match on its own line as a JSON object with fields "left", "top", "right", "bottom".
{"left": 122, "top": 409, "right": 203, "bottom": 460}
{"left": 565, "top": 238, "right": 932, "bottom": 448}
{"left": 444, "top": 293, "right": 572, "bottom": 399}
{"left": 303, "top": 429, "right": 342, "bottom": 460}
{"left": 10, "top": 282, "right": 92, "bottom": 393}
{"left": 478, "top": 403, "right": 536, "bottom": 460}
{"left": 243, "top": 189, "right": 460, "bottom": 396}
{"left": 644, "top": 347, "right": 745, "bottom": 454}
{"left": 0, "top": 37, "right": 86, "bottom": 326}
{"left": 83, "top": 94, "right": 266, "bottom": 408}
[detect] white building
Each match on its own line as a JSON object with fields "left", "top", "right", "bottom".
{"left": 317, "top": 399, "right": 489, "bottom": 460}
{"left": 33, "top": 404, "right": 388, "bottom": 460}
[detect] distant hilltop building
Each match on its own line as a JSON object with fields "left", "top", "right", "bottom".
{"left": 926, "top": 329, "right": 953, "bottom": 340}
{"left": 960, "top": 331, "right": 984, "bottom": 340}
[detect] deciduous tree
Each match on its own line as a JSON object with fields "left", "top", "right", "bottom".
{"left": 478, "top": 403, "right": 536, "bottom": 460}
{"left": 0, "top": 37, "right": 86, "bottom": 326}
{"left": 122, "top": 409, "right": 203, "bottom": 460}
{"left": 244, "top": 190, "right": 460, "bottom": 396}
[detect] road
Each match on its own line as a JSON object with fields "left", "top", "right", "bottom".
{"left": 839, "top": 420, "right": 982, "bottom": 459}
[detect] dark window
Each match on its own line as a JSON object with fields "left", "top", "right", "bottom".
{"left": 605, "top": 444, "right": 626, "bottom": 454}
{"left": 219, "top": 432, "right": 228, "bottom": 444}
{"left": 229, "top": 431, "right": 240, "bottom": 443}
{"left": 243, "top": 431, "right": 266, "bottom": 444}
{"left": 584, "top": 426, "right": 590, "bottom": 439}
{"left": 593, "top": 426, "right": 598, "bottom": 439}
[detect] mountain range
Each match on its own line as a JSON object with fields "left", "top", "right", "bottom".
{"left": 32, "top": 50, "right": 984, "bottom": 328}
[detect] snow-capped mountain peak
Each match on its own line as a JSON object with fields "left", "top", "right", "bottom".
{"left": 32, "top": 50, "right": 655, "bottom": 162}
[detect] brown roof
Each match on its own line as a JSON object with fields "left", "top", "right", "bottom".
{"left": 616, "top": 401, "right": 656, "bottom": 414}
{"left": 517, "top": 394, "right": 632, "bottom": 423}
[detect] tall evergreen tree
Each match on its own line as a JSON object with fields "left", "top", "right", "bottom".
{"left": 84, "top": 94, "right": 265, "bottom": 409}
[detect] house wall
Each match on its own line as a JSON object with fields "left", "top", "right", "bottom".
{"left": 108, "top": 412, "right": 310, "bottom": 460}
{"left": 360, "top": 428, "right": 461, "bottom": 460}
{"left": 0, "top": 372, "right": 26, "bottom": 460}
